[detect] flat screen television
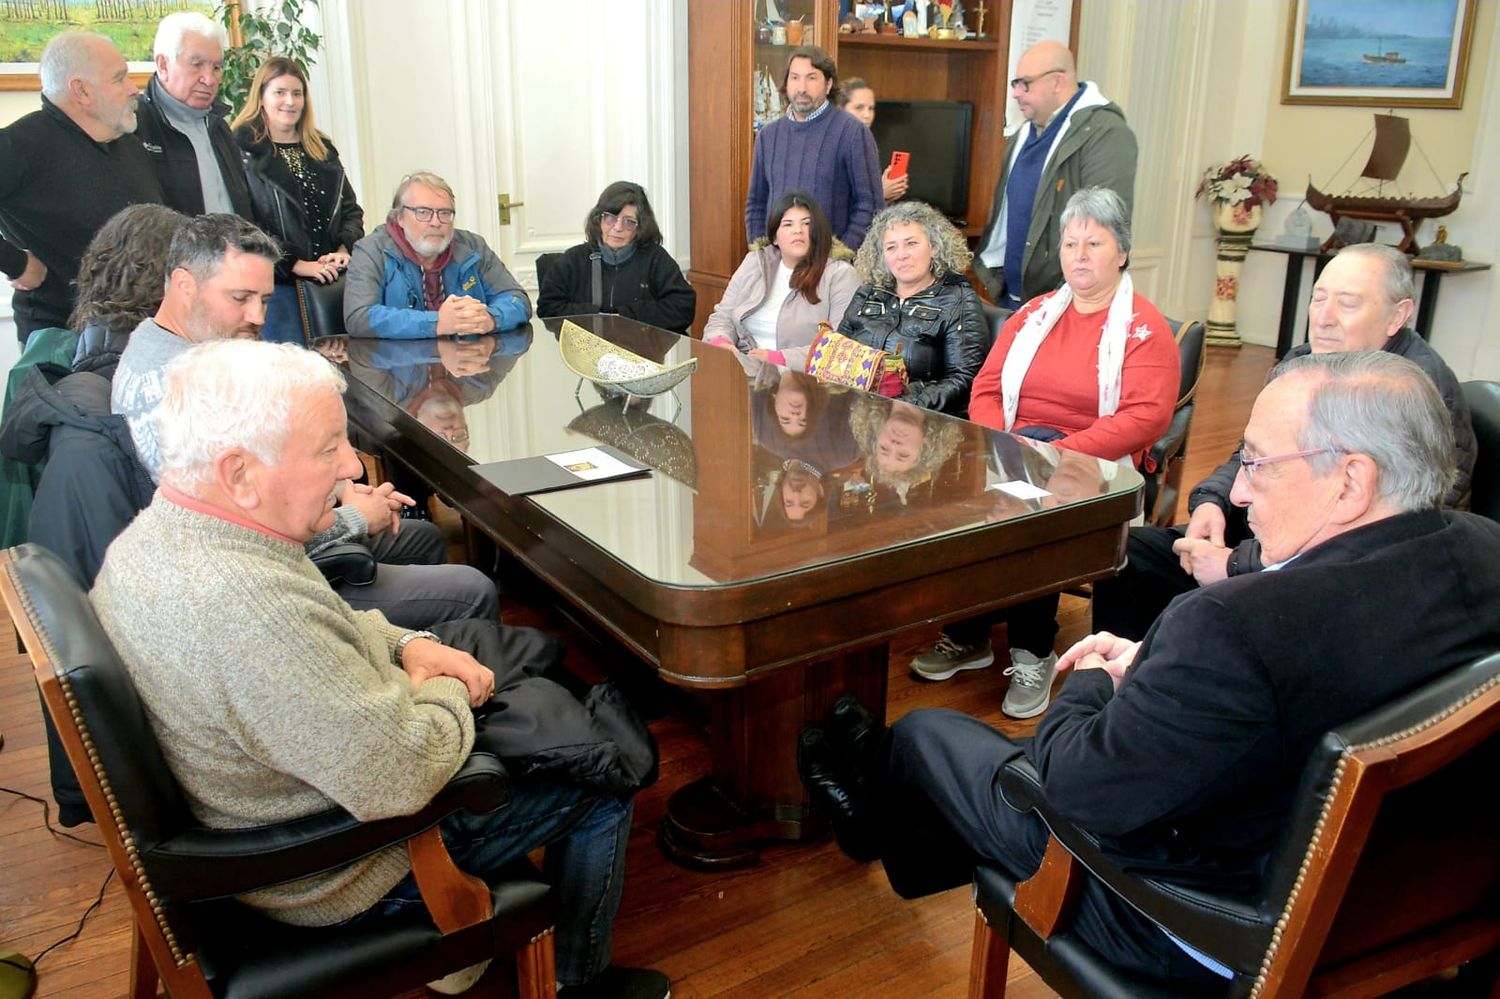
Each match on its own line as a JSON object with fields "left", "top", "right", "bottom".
{"left": 868, "top": 99, "right": 975, "bottom": 225}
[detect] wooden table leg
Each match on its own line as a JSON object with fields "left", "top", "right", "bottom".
{"left": 657, "top": 644, "right": 889, "bottom": 868}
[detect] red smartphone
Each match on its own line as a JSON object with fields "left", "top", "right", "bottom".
{"left": 888, "top": 150, "right": 910, "bottom": 179}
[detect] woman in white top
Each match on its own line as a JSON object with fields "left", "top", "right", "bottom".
{"left": 704, "top": 191, "right": 859, "bottom": 370}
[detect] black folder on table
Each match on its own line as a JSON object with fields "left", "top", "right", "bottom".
{"left": 474, "top": 445, "right": 650, "bottom": 497}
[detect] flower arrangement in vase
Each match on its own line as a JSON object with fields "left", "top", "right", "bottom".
{"left": 1197, "top": 156, "right": 1278, "bottom": 229}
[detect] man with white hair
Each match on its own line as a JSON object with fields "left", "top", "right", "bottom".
{"left": 806, "top": 351, "right": 1500, "bottom": 986}
{"left": 90, "top": 339, "right": 668, "bottom": 998}
{"left": 134, "top": 11, "right": 253, "bottom": 218}
{"left": 0, "top": 31, "right": 163, "bottom": 342}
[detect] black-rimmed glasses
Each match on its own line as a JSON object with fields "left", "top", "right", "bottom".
{"left": 1010, "top": 68, "right": 1065, "bottom": 92}
{"left": 400, "top": 205, "right": 456, "bottom": 223}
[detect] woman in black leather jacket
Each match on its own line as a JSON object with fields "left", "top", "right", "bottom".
{"left": 837, "top": 201, "right": 987, "bottom": 416}
{"left": 231, "top": 57, "right": 364, "bottom": 344}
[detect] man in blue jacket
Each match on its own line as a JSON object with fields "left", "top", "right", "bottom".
{"left": 344, "top": 171, "right": 531, "bottom": 339}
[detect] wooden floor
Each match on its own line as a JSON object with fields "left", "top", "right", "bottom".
{"left": 0, "top": 346, "right": 1278, "bottom": 998}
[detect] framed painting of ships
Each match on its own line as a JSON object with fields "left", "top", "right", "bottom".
{"left": 1282, "top": 0, "right": 1477, "bottom": 108}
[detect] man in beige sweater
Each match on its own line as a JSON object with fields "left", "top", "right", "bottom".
{"left": 90, "top": 340, "right": 666, "bottom": 999}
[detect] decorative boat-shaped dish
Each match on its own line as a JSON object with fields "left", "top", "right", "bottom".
{"left": 558, "top": 319, "right": 697, "bottom": 397}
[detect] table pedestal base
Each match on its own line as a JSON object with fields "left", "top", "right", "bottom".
{"left": 656, "top": 643, "right": 889, "bottom": 869}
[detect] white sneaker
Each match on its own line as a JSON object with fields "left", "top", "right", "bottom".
{"left": 1001, "top": 649, "right": 1059, "bottom": 719}
{"left": 427, "top": 959, "right": 491, "bottom": 995}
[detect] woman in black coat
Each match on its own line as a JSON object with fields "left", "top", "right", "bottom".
{"left": 838, "top": 200, "right": 987, "bottom": 417}
{"left": 537, "top": 181, "right": 696, "bottom": 334}
{"left": 231, "top": 56, "right": 364, "bottom": 344}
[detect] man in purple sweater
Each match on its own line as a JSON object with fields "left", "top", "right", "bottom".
{"left": 744, "top": 46, "right": 883, "bottom": 250}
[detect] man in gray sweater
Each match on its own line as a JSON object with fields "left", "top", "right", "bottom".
{"left": 111, "top": 212, "right": 498, "bottom": 630}
{"left": 91, "top": 339, "right": 667, "bottom": 998}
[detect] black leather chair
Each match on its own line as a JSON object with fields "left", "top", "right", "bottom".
{"left": 977, "top": 300, "right": 1011, "bottom": 351}
{"left": 535, "top": 252, "right": 562, "bottom": 293}
{"left": 969, "top": 651, "right": 1500, "bottom": 998}
{"left": 0, "top": 544, "right": 556, "bottom": 999}
{"left": 1462, "top": 380, "right": 1500, "bottom": 522}
{"left": 294, "top": 276, "right": 347, "bottom": 347}
{"left": 1140, "top": 319, "right": 1206, "bottom": 527}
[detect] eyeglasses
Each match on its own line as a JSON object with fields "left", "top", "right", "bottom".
{"left": 600, "top": 211, "right": 640, "bottom": 232}
{"left": 1010, "top": 68, "right": 1065, "bottom": 92}
{"left": 400, "top": 205, "right": 456, "bottom": 223}
{"left": 1238, "top": 447, "right": 1339, "bottom": 481}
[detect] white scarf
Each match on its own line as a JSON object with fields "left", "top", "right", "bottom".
{"left": 999, "top": 272, "right": 1135, "bottom": 435}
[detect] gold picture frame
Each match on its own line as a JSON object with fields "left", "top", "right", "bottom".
{"left": 0, "top": 1, "right": 239, "bottom": 93}
{"left": 1281, "top": 0, "right": 1477, "bottom": 108}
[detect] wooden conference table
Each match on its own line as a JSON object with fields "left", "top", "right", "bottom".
{"left": 327, "top": 315, "right": 1142, "bottom": 868}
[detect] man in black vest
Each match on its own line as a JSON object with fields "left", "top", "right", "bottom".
{"left": 0, "top": 32, "right": 164, "bottom": 342}
{"left": 133, "top": 11, "right": 253, "bottom": 220}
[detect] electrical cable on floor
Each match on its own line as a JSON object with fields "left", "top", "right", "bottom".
{"left": 29, "top": 868, "right": 115, "bottom": 968}
{"left": 0, "top": 785, "right": 105, "bottom": 849}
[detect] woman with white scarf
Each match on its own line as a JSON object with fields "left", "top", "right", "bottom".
{"left": 909, "top": 186, "right": 1178, "bottom": 720}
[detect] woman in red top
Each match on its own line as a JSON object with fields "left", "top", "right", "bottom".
{"left": 911, "top": 186, "right": 1179, "bottom": 720}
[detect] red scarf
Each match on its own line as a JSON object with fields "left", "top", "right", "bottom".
{"left": 385, "top": 219, "right": 454, "bottom": 311}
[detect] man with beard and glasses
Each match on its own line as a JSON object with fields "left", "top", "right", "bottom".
{"left": 0, "top": 31, "right": 164, "bottom": 343}
{"left": 344, "top": 171, "right": 531, "bottom": 339}
{"left": 113, "top": 212, "right": 498, "bottom": 630}
{"left": 743, "top": 46, "right": 883, "bottom": 251}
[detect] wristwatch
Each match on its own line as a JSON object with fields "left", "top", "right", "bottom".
{"left": 395, "top": 630, "right": 440, "bottom": 666}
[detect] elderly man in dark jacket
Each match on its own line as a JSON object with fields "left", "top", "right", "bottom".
{"left": 805, "top": 351, "right": 1500, "bottom": 986}
{"left": 132, "top": 12, "right": 252, "bottom": 219}
{"left": 1091, "top": 242, "right": 1476, "bottom": 641}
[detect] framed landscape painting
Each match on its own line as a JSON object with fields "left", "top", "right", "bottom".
{"left": 1282, "top": 0, "right": 1477, "bottom": 107}
{"left": 0, "top": 0, "right": 225, "bottom": 92}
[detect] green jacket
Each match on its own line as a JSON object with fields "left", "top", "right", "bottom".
{"left": 0, "top": 326, "right": 80, "bottom": 546}
{"left": 978, "top": 85, "right": 1137, "bottom": 303}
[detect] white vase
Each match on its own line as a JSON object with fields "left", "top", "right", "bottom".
{"left": 1206, "top": 202, "right": 1263, "bottom": 348}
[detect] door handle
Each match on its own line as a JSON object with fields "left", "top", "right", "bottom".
{"left": 498, "top": 194, "right": 524, "bottom": 226}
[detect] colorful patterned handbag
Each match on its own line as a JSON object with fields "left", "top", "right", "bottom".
{"left": 804, "top": 323, "right": 908, "bottom": 397}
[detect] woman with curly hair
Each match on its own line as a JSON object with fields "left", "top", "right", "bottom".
{"left": 70, "top": 203, "right": 188, "bottom": 377}
{"left": 837, "top": 201, "right": 987, "bottom": 416}
{"left": 538, "top": 180, "right": 696, "bottom": 334}
{"left": 848, "top": 394, "right": 963, "bottom": 505}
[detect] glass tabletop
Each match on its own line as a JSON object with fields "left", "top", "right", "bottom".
{"left": 325, "top": 316, "right": 1142, "bottom": 590}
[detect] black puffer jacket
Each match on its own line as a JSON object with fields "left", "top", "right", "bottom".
{"left": 0, "top": 366, "right": 153, "bottom": 587}
{"left": 836, "top": 271, "right": 988, "bottom": 416}
{"left": 235, "top": 127, "right": 364, "bottom": 282}
{"left": 134, "top": 77, "right": 252, "bottom": 219}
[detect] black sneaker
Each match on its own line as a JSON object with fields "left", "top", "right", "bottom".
{"left": 558, "top": 965, "right": 670, "bottom": 999}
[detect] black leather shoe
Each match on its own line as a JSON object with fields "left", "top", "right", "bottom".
{"left": 827, "top": 693, "right": 885, "bottom": 772}
{"left": 797, "top": 726, "right": 880, "bottom": 862}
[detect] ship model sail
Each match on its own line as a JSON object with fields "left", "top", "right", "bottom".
{"left": 1305, "top": 113, "right": 1466, "bottom": 253}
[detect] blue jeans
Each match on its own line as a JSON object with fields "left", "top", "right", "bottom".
{"left": 346, "top": 781, "right": 632, "bottom": 986}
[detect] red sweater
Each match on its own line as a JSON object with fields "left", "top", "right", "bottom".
{"left": 969, "top": 291, "right": 1178, "bottom": 468}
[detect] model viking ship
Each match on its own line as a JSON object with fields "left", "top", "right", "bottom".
{"left": 1305, "top": 112, "right": 1466, "bottom": 253}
